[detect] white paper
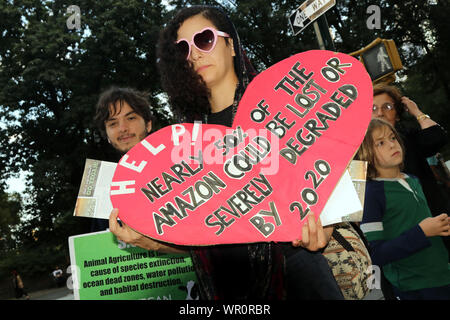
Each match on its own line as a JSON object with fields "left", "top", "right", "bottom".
{"left": 320, "top": 169, "right": 363, "bottom": 226}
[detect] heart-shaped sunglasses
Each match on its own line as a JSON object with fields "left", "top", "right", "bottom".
{"left": 176, "top": 27, "right": 230, "bottom": 60}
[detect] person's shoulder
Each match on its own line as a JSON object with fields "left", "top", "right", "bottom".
{"left": 366, "top": 178, "right": 385, "bottom": 191}
{"left": 404, "top": 174, "right": 422, "bottom": 188}
{"left": 404, "top": 173, "right": 418, "bottom": 179}
{"left": 404, "top": 173, "right": 420, "bottom": 182}
{"left": 364, "top": 179, "right": 386, "bottom": 208}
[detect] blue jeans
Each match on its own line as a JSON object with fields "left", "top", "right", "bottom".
{"left": 285, "top": 248, "right": 344, "bottom": 300}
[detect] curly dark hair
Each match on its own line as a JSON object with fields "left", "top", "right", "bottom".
{"left": 94, "top": 86, "right": 154, "bottom": 139}
{"left": 156, "top": 5, "right": 248, "bottom": 123}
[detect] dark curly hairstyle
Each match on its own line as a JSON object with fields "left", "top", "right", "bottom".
{"left": 94, "top": 86, "right": 154, "bottom": 139}
{"left": 156, "top": 5, "right": 255, "bottom": 123}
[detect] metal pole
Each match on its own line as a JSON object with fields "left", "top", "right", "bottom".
{"left": 314, "top": 15, "right": 335, "bottom": 51}
{"left": 313, "top": 21, "right": 326, "bottom": 50}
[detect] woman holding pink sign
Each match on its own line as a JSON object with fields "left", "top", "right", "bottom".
{"left": 156, "top": 5, "right": 343, "bottom": 300}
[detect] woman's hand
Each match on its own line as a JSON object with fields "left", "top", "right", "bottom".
{"left": 109, "top": 208, "right": 186, "bottom": 253}
{"left": 401, "top": 96, "right": 421, "bottom": 117}
{"left": 402, "top": 96, "right": 437, "bottom": 129}
{"left": 292, "top": 214, "right": 333, "bottom": 251}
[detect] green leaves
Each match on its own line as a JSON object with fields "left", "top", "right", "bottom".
{"left": 0, "top": 0, "right": 449, "bottom": 281}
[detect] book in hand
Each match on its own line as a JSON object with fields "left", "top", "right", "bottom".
{"left": 73, "top": 159, "right": 116, "bottom": 220}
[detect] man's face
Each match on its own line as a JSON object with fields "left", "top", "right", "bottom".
{"left": 105, "top": 101, "right": 152, "bottom": 154}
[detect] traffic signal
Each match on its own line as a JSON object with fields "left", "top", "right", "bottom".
{"left": 349, "top": 38, "right": 403, "bottom": 83}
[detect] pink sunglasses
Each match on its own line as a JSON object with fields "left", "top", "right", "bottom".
{"left": 176, "top": 27, "right": 230, "bottom": 60}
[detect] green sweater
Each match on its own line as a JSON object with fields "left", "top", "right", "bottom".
{"left": 361, "top": 175, "right": 450, "bottom": 291}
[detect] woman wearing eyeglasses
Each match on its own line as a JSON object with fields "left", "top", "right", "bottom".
{"left": 156, "top": 5, "right": 343, "bottom": 300}
{"left": 372, "top": 84, "right": 448, "bottom": 216}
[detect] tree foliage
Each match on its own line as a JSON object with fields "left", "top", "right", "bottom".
{"left": 0, "top": 0, "right": 171, "bottom": 276}
{"left": 0, "top": 192, "right": 21, "bottom": 253}
{"left": 0, "top": 0, "right": 449, "bottom": 279}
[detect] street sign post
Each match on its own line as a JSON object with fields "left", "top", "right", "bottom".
{"left": 289, "top": 0, "right": 336, "bottom": 36}
{"left": 314, "top": 15, "right": 335, "bottom": 51}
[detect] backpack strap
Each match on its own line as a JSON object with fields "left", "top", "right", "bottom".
{"left": 332, "top": 227, "right": 355, "bottom": 252}
{"left": 350, "top": 222, "right": 371, "bottom": 253}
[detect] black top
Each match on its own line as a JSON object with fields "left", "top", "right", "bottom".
{"left": 209, "top": 107, "right": 296, "bottom": 259}
{"left": 397, "top": 124, "right": 448, "bottom": 214}
{"left": 205, "top": 106, "right": 252, "bottom": 299}
{"left": 207, "top": 105, "right": 234, "bottom": 127}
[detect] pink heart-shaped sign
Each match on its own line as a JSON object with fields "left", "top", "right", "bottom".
{"left": 110, "top": 50, "right": 373, "bottom": 246}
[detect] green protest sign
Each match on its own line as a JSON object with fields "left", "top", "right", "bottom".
{"left": 68, "top": 231, "right": 198, "bottom": 300}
